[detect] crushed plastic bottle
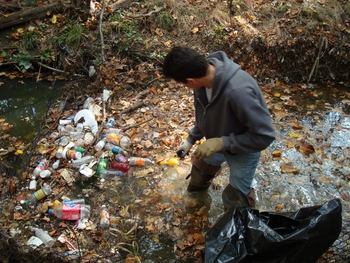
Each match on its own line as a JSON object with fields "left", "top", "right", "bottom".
{"left": 48, "top": 203, "right": 91, "bottom": 220}
{"left": 99, "top": 205, "right": 110, "bottom": 229}
{"left": 128, "top": 157, "right": 155, "bottom": 166}
{"left": 29, "top": 226, "right": 55, "bottom": 247}
{"left": 25, "top": 183, "right": 52, "bottom": 204}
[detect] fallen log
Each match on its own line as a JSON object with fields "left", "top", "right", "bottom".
{"left": 0, "top": 2, "right": 58, "bottom": 30}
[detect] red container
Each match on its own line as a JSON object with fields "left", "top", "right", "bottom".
{"left": 109, "top": 162, "right": 130, "bottom": 173}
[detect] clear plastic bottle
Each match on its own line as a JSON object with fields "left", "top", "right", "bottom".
{"left": 76, "top": 123, "right": 84, "bottom": 132}
{"left": 33, "top": 159, "right": 49, "bottom": 176}
{"left": 29, "top": 226, "right": 55, "bottom": 247}
{"left": 100, "top": 169, "right": 123, "bottom": 178}
{"left": 39, "top": 170, "right": 52, "bottom": 179}
{"left": 104, "top": 117, "right": 115, "bottom": 129}
{"left": 48, "top": 203, "right": 91, "bottom": 220}
{"left": 105, "top": 128, "right": 122, "bottom": 135}
{"left": 69, "top": 131, "right": 84, "bottom": 140}
{"left": 70, "top": 155, "right": 94, "bottom": 168}
{"left": 65, "top": 124, "right": 75, "bottom": 132}
{"left": 128, "top": 157, "right": 154, "bottom": 166}
{"left": 57, "top": 125, "right": 68, "bottom": 135}
{"left": 99, "top": 205, "right": 110, "bottom": 229}
{"left": 95, "top": 138, "right": 107, "bottom": 152}
{"left": 26, "top": 183, "right": 52, "bottom": 204}
{"left": 120, "top": 136, "right": 131, "bottom": 148}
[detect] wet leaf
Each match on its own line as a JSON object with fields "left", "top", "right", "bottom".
{"left": 299, "top": 143, "right": 315, "bottom": 154}
{"left": 280, "top": 162, "right": 298, "bottom": 174}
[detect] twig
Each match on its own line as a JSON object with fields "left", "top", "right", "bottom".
{"left": 99, "top": 0, "right": 106, "bottom": 61}
{"left": 122, "top": 118, "right": 152, "bottom": 132}
{"left": 119, "top": 101, "right": 145, "bottom": 115}
{"left": 124, "top": 6, "right": 163, "bottom": 18}
{"left": 36, "top": 62, "right": 85, "bottom": 77}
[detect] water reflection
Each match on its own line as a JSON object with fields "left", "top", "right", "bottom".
{"left": 0, "top": 78, "right": 64, "bottom": 140}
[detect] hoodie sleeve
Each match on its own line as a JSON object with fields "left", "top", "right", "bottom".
{"left": 222, "top": 85, "right": 276, "bottom": 153}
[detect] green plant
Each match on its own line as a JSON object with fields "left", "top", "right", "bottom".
{"left": 13, "top": 51, "right": 32, "bottom": 72}
{"left": 55, "top": 21, "right": 85, "bottom": 49}
{"left": 21, "top": 30, "right": 39, "bottom": 50}
{"left": 154, "top": 11, "right": 175, "bottom": 32}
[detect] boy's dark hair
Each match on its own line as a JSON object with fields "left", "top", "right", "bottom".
{"left": 162, "top": 47, "right": 209, "bottom": 83}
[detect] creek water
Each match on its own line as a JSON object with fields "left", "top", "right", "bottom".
{"left": 1, "top": 78, "right": 349, "bottom": 261}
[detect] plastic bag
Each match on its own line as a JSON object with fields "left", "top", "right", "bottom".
{"left": 205, "top": 199, "right": 342, "bottom": 263}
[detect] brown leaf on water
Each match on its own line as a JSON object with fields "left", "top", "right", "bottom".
{"left": 192, "top": 232, "right": 205, "bottom": 245}
{"left": 272, "top": 149, "right": 282, "bottom": 157}
{"left": 13, "top": 212, "right": 31, "bottom": 221}
{"left": 298, "top": 142, "right": 315, "bottom": 154}
{"left": 280, "top": 162, "right": 298, "bottom": 174}
{"left": 275, "top": 203, "right": 283, "bottom": 212}
{"left": 343, "top": 147, "right": 350, "bottom": 159}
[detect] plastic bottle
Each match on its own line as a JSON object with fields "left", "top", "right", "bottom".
{"left": 76, "top": 123, "right": 84, "bottom": 132}
{"left": 52, "top": 160, "right": 60, "bottom": 169}
{"left": 63, "top": 198, "right": 85, "bottom": 204}
{"left": 99, "top": 205, "right": 110, "bottom": 229}
{"left": 64, "top": 149, "right": 82, "bottom": 160}
{"left": 75, "top": 138, "right": 85, "bottom": 148}
{"left": 104, "top": 143, "right": 127, "bottom": 155}
{"left": 104, "top": 117, "right": 115, "bottom": 129}
{"left": 69, "top": 131, "right": 84, "bottom": 140}
{"left": 115, "top": 154, "right": 127, "bottom": 163}
{"left": 48, "top": 203, "right": 91, "bottom": 220}
{"left": 128, "top": 157, "right": 154, "bottom": 166}
{"left": 70, "top": 155, "right": 94, "bottom": 168}
{"left": 96, "top": 158, "right": 109, "bottom": 176}
{"left": 57, "top": 125, "right": 67, "bottom": 135}
{"left": 90, "top": 120, "right": 98, "bottom": 136}
{"left": 29, "top": 176, "right": 37, "bottom": 190}
{"left": 100, "top": 169, "right": 123, "bottom": 178}
{"left": 105, "top": 128, "right": 122, "bottom": 135}
{"left": 40, "top": 170, "right": 52, "bottom": 179}
{"left": 120, "top": 136, "right": 131, "bottom": 148}
{"left": 107, "top": 133, "right": 123, "bottom": 145}
{"left": 65, "top": 124, "right": 75, "bottom": 132}
{"left": 56, "top": 136, "right": 69, "bottom": 146}
{"left": 109, "top": 162, "right": 130, "bottom": 172}
{"left": 95, "top": 138, "right": 106, "bottom": 152}
{"left": 29, "top": 226, "right": 55, "bottom": 247}
{"left": 26, "top": 183, "right": 52, "bottom": 204}
{"left": 33, "top": 159, "right": 49, "bottom": 176}
{"left": 83, "top": 97, "right": 94, "bottom": 109}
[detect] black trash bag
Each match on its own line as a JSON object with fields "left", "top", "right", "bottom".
{"left": 205, "top": 199, "right": 342, "bottom": 263}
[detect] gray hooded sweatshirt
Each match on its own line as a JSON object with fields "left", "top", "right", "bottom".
{"left": 187, "top": 51, "right": 275, "bottom": 154}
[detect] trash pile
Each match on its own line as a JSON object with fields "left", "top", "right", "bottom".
{"left": 2, "top": 88, "right": 192, "bottom": 263}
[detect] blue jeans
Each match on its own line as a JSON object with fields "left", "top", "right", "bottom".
{"left": 203, "top": 152, "right": 260, "bottom": 195}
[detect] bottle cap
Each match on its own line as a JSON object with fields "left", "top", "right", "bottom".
{"left": 47, "top": 209, "right": 53, "bottom": 214}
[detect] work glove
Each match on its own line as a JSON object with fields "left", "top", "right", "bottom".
{"left": 176, "top": 139, "right": 193, "bottom": 158}
{"left": 194, "top": 137, "right": 223, "bottom": 159}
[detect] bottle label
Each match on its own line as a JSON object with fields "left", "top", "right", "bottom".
{"left": 33, "top": 188, "right": 46, "bottom": 200}
{"left": 62, "top": 204, "right": 81, "bottom": 220}
{"left": 107, "top": 133, "right": 122, "bottom": 146}
{"left": 134, "top": 158, "right": 145, "bottom": 166}
{"left": 100, "top": 210, "right": 110, "bottom": 221}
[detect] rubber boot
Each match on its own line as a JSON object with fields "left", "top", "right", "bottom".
{"left": 246, "top": 188, "right": 256, "bottom": 208}
{"left": 186, "top": 155, "right": 221, "bottom": 192}
{"left": 222, "top": 184, "right": 252, "bottom": 211}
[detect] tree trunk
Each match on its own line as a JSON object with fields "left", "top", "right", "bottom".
{"left": 0, "top": 2, "right": 58, "bottom": 30}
